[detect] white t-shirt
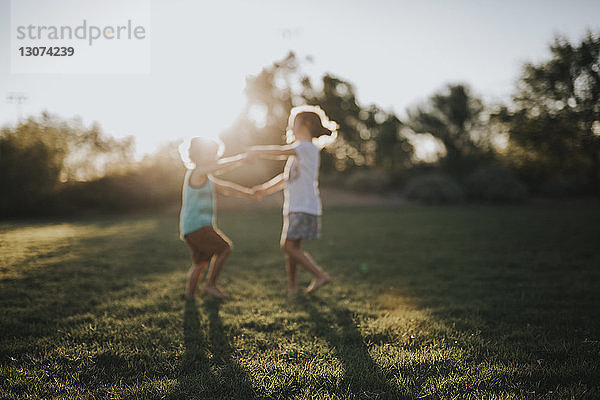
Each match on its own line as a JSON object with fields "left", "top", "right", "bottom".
{"left": 283, "top": 141, "right": 321, "bottom": 216}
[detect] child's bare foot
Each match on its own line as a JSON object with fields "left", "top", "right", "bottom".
{"left": 305, "top": 272, "right": 330, "bottom": 294}
{"left": 203, "top": 285, "right": 228, "bottom": 299}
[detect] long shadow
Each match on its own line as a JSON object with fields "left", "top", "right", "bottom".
{"left": 298, "top": 297, "right": 407, "bottom": 399}
{"left": 324, "top": 205, "right": 600, "bottom": 397}
{"left": 173, "top": 299, "right": 258, "bottom": 399}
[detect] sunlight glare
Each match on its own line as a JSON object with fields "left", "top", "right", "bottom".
{"left": 247, "top": 104, "right": 268, "bottom": 129}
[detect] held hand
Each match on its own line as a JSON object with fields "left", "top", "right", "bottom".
{"left": 245, "top": 187, "right": 259, "bottom": 202}
{"left": 251, "top": 186, "right": 265, "bottom": 202}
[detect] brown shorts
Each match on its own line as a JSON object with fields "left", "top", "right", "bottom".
{"left": 184, "top": 226, "right": 232, "bottom": 264}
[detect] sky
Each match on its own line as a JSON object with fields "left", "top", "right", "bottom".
{"left": 1, "top": 0, "right": 600, "bottom": 157}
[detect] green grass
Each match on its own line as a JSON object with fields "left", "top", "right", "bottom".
{"left": 1, "top": 205, "right": 599, "bottom": 399}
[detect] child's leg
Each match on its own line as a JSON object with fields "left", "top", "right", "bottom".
{"left": 281, "top": 239, "right": 330, "bottom": 293}
{"left": 282, "top": 239, "right": 321, "bottom": 276}
{"left": 186, "top": 261, "right": 209, "bottom": 300}
{"left": 285, "top": 240, "right": 300, "bottom": 294}
{"left": 305, "top": 270, "right": 330, "bottom": 294}
{"left": 203, "top": 245, "right": 232, "bottom": 298}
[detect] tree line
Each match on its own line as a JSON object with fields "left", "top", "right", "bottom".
{"left": 1, "top": 32, "right": 598, "bottom": 216}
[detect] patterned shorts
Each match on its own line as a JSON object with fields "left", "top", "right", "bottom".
{"left": 281, "top": 212, "right": 321, "bottom": 242}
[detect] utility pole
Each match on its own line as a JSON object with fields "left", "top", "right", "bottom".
{"left": 6, "top": 92, "right": 28, "bottom": 122}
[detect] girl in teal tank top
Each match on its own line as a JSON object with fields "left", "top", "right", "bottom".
{"left": 180, "top": 169, "right": 215, "bottom": 238}
{"left": 179, "top": 137, "right": 256, "bottom": 300}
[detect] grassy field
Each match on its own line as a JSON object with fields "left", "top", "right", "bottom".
{"left": 1, "top": 204, "right": 599, "bottom": 399}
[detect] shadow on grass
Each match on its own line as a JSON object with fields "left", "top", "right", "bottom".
{"left": 323, "top": 206, "right": 600, "bottom": 398}
{"left": 172, "top": 298, "right": 257, "bottom": 399}
{"left": 298, "top": 297, "right": 407, "bottom": 399}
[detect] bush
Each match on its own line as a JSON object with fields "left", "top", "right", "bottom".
{"left": 537, "top": 174, "right": 590, "bottom": 197}
{"left": 403, "top": 173, "right": 465, "bottom": 204}
{"left": 343, "top": 169, "right": 391, "bottom": 193}
{"left": 0, "top": 114, "right": 135, "bottom": 217}
{"left": 464, "top": 165, "right": 528, "bottom": 202}
{"left": 59, "top": 169, "right": 183, "bottom": 214}
{"left": 0, "top": 133, "right": 61, "bottom": 217}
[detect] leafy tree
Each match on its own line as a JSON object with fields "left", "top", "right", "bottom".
{"left": 0, "top": 113, "right": 134, "bottom": 216}
{"left": 0, "top": 126, "right": 60, "bottom": 214}
{"left": 221, "top": 52, "right": 298, "bottom": 155}
{"left": 370, "top": 108, "right": 413, "bottom": 173}
{"left": 494, "top": 32, "right": 600, "bottom": 193}
{"left": 302, "top": 74, "right": 414, "bottom": 174}
{"left": 222, "top": 53, "right": 414, "bottom": 182}
{"left": 406, "top": 84, "right": 492, "bottom": 175}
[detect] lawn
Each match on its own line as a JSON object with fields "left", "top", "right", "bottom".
{"left": 1, "top": 205, "right": 599, "bottom": 399}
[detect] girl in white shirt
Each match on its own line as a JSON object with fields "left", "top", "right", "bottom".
{"left": 250, "top": 105, "right": 337, "bottom": 295}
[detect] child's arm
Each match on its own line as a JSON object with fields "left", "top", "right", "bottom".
{"left": 210, "top": 175, "right": 255, "bottom": 199}
{"left": 197, "top": 153, "right": 248, "bottom": 176}
{"left": 253, "top": 173, "right": 287, "bottom": 199}
{"left": 247, "top": 145, "right": 296, "bottom": 160}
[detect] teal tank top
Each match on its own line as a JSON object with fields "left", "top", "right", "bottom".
{"left": 180, "top": 170, "right": 215, "bottom": 237}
